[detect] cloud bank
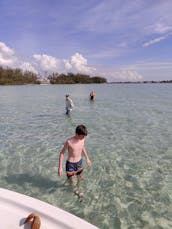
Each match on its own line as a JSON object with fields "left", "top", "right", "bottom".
{"left": 0, "top": 41, "right": 143, "bottom": 82}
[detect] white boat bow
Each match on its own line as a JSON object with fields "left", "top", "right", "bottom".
{"left": 0, "top": 188, "right": 99, "bottom": 229}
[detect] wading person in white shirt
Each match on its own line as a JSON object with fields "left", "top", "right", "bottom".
{"left": 65, "top": 94, "right": 74, "bottom": 115}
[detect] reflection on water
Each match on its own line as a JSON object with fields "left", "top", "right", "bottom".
{"left": 0, "top": 84, "right": 172, "bottom": 229}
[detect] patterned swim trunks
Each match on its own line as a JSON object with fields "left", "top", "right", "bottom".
{"left": 66, "top": 159, "right": 84, "bottom": 177}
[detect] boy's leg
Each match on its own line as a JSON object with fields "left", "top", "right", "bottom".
{"left": 68, "top": 176, "right": 74, "bottom": 185}
{"left": 77, "top": 174, "right": 83, "bottom": 183}
{"left": 76, "top": 174, "right": 84, "bottom": 201}
{"left": 76, "top": 161, "right": 84, "bottom": 184}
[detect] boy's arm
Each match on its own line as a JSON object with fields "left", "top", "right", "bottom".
{"left": 82, "top": 146, "right": 91, "bottom": 166}
{"left": 58, "top": 141, "right": 68, "bottom": 176}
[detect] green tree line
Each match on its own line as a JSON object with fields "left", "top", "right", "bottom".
{"left": 0, "top": 67, "right": 40, "bottom": 85}
{"left": 0, "top": 66, "right": 107, "bottom": 85}
{"left": 48, "top": 72, "right": 107, "bottom": 84}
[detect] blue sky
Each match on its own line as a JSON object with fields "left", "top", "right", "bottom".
{"left": 0, "top": 0, "right": 172, "bottom": 82}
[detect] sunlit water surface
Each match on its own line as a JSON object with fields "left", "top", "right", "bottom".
{"left": 0, "top": 84, "right": 172, "bottom": 229}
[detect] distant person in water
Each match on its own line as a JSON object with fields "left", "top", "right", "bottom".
{"left": 58, "top": 125, "right": 91, "bottom": 184}
{"left": 65, "top": 94, "right": 74, "bottom": 115}
{"left": 90, "top": 90, "right": 95, "bottom": 101}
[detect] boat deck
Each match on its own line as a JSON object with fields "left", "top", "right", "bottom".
{"left": 0, "top": 188, "right": 99, "bottom": 229}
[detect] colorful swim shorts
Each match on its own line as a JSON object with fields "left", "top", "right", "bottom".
{"left": 66, "top": 159, "right": 84, "bottom": 177}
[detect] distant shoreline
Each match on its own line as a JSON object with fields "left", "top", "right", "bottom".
{"left": 1, "top": 80, "right": 172, "bottom": 86}
{"left": 108, "top": 80, "right": 172, "bottom": 84}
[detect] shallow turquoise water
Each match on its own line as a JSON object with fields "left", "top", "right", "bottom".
{"left": 0, "top": 84, "right": 172, "bottom": 229}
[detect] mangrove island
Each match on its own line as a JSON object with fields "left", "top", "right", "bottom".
{"left": 0, "top": 67, "right": 107, "bottom": 85}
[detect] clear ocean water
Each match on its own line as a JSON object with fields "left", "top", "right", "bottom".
{"left": 0, "top": 84, "right": 172, "bottom": 229}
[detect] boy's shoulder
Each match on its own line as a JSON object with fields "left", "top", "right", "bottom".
{"left": 67, "top": 136, "right": 75, "bottom": 142}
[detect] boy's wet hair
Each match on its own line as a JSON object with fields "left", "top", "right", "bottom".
{"left": 75, "top": 125, "right": 87, "bottom": 136}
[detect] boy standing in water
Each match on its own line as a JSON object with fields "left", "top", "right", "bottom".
{"left": 58, "top": 125, "right": 91, "bottom": 184}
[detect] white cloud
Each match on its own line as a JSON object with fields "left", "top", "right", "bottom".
{"left": 0, "top": 42, "right": 17, "bottom": 67}
{"left": 64, "top": 60, "right": 72, "bottom": 70}
{"left": 0, "top": 42, "right": 96, "bottom": 76}
{"left": 20, "top": 62, "right": 38, "bottom": 74}
{"left": 0, "top": 42, "right": 14, "bottom": 55}
{"left": 0, "top": 41, "right": 38, "bottom": 74}
{"left": 33, "top": 52, "right": 96, "bottom": 75}
{"left": 103, "top": 69, "right": 143, "bottom": 82}
{"left": 33, "top": 54, "right": 62, "bottom": 73}
{"left": 71, "top": 52, "right": 87, "bottom": 66}
{"left": 153, "top": 23, "right": 172, "bottom": 34}
{"left": 143, "top": 36, "right": 166, "bottom": 47}
{"left": 68, "top": 53, "right": 96, "bottom": 74}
